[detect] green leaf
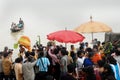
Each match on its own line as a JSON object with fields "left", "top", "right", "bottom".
{"left": 14, "top": 43, "right": 18, "bottom": 49}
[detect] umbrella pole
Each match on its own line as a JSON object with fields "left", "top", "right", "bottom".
{"left": 37, "top": 35, "right": 41, "bottom": 45}
{"left": 92, "top": 32, "right": 93, "bottom": 41}
{"left": 65, "top": 43, "right": 67, "bottom": 48}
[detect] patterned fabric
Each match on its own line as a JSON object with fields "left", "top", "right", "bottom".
{"left": 36, "top": 57, "right": 50, "bottom": 72}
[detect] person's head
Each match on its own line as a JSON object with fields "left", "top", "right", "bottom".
{"left": 97, "top": 41, "right": 101, "bottom": 46}
{"left": 82, "top": 66, "right": 94, "bottom": 75}
{"left": 115, "top": 49, "right": 120, "bottom": 56}
{"left": 38, "top": 51, "right": 44, "bottom": 58}
{"left": 67, "top": 63, "right": 76, "bottom": 73}
{"left": 27, "top": 56, "right": 33, "bottom": 62}
{"left": 19, "top": 44, "right": 23, "bottom": 48}
{"left": 77, "top": 50, "right": 85, "bottom": 58}
{"left": 97, "top": 60, "right": 106, "bottom": 73}
{"left": 4, "top": 46, "right": 8, "bottom": 52}
{"left": 8, "top": 49, "right": 13, "bottom": 55}
{"left": 103, "top": 63, "right": 114, "bottom": 75}
{"left": 97, "top": 60, "right": 106, "bottom": 68}
{"left": 107, "top": 56, "right": 117, "bottom": 65}
{"left": 93, "top": 45, "right": 98, "bottom": 53}
{"left": 85, "top": 47, "right": 92, "bottom": 53}
{"left": 3, "top": 52, "right": 9, "bottom": 58}
{"left": 53, "top": 48, "right": 59, "bottom": 55}
{"left": 19, "top": 45, "right": 25, "bottom": 53}
{"left": 70, "top": 45, "right": 74, "bottom": 50}
{"left": 15, "top": 57, "right": 22, "bottom": 63}
{"left": 102, "top": 42, "right": 105, "bottom": 46}
{"left": 60, "top": 49, "right": 67, "bottom": 56}
{"left": 80, "top": 42, "right": 84, "bottom": 47}
{"left": 25, "top": 51, "right": 30, "bottom": 58}
{"left": 87, "top": 52, "right": 94, "bottom": 59}
{"left": 38, "top": 47, "right": 43, "bottom": 52}
{"left": 30, "top": 51, "right": 35, "bottom": 57}
{"left": 66, "top": 50, "right": 69, "bottom": 55}
{"left": 85, "top": 42, "right": 88, "bottom": 46}
{"left": 94, "top": 38, "right": 97, "bottom": 41}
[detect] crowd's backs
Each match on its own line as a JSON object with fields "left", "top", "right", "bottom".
{"left": 0, "top": 39, "right": 120, "bottom": 80}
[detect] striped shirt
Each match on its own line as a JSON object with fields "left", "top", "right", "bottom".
{"left": 36, "top": 57, "right": 50, "bottom": 72}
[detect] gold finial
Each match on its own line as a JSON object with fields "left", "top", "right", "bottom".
{"left": 90, "top": 16, "right": 92, "bottom": 22}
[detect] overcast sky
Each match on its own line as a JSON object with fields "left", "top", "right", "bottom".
{"left": 0, "top": 0, "right": 120, "bottom": 46}
{"left": 0, "top": 0, "right": 120, "bottom": 32}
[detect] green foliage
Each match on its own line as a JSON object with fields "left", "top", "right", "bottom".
{"left": 14, "top": 43, "right": 18, "bottom": 49}
{"left": 104, "top": 42, "right": 113, "bottom": 54}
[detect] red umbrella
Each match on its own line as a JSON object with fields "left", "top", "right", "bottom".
{"left": 47, "top": 30, "right": 85, "bottom": 43}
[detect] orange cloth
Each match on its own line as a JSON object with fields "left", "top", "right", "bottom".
{"left": 18, "top": 36, "right": 31, "bottom": 51}
{"left": 92, "top": 53, "right": 102, "bottom": 64}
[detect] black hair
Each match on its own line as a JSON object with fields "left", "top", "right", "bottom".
{"left": 66, "top": 50, "right": 69, "bottom": 55}
{"left": 85, "top": 42, "right": 88, "bottom": 45}
{"left": 82, "top": 66, "right": 94, "bottom": 74}
{"left": 107, "top": 56, "right": 117, "bottom": 65}
{"left": 27, "top": 56, "right": 33, "bottom": 62}
{"left": 25, "top": 51, "right": 30, "bottom": 58}
{"left": 115, "top": 50, "right": 120, "bottom": 56}
{"left": 88, "top": 52, "right": 94, "bottom": 58}
{"left": 77, "top": 50, "right": 84, "bottom": 57}
{"left": 60, "top": 49, "right": 67, "bottom": 56}
{"left": 38, "top": 47, "right": 43, "bottom": 52}
{"left": 86, "top": 48, "right": 92, "bottom": 52}
{"left": 38, "top": 51, "right": 44, "bottom": 58}
{"left": 97, "top": 60, "right": 106, "bottom": 68}
{"left": 15, "top": 57, "right": 22, "bottom": 63}
{"left": 3, "top": 52, "right": 8, "bottom": 58}
{"left": 70, "top": 45, "right": 74, "bottom": 49}
{"left": 53, "top": 48, "right": 59, "bottom": 55}
{"left": 82, "top": 66, "right": 96, "bottom": 80}
{"left": 70, "top": 51, "right": 75, "bottom": 58}
{"left": 93, "top": 45, "right": 98, "bottom": 50}
{"left": 4, "top": 46, "right": 8, "bottom": 51}
{"left": 103, "top": 63, "right": 114, "bottom": 75}
{"left": 97, "top": 41, "right": 101, "bottom": 45}
{"left": 30, "top": 51, "right": 35, "bottom": 56}
{"left": 67, "top": 63, "right": 75, "bottom": 73}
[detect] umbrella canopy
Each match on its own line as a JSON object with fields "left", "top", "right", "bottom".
{"left": 74, "top": 21, "right": 112, "bottom": 33}
{"left": 74, "top": 16, "right": 112, "bottom": 40}
{"left": 47, "top": 30, "right": 85, "bottom": 43}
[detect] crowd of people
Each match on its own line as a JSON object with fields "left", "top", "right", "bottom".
{"left": 0, "top": 39, "right": 120, "bottom": 80}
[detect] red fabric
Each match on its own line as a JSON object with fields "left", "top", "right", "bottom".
{"left": 47, "top": 30, "right": 85, "bottom": 43}
{"left": 94, "top": 69, "right": 101, "bottom": 80}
